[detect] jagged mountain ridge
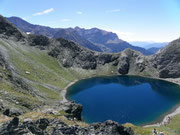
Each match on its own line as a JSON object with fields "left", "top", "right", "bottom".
{"left": 7, "top": 17, "right": 153, "bottom": 55}
{"left": 9, "top": 16, "right": 180, "bottom": 78}
{"left": 7, "top": 17, "right": 102, "bottom": 52}
{"left": 74, "top": 27, "right": 153, "bottom": 55}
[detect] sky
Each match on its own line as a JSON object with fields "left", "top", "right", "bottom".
{"left": 0, "top": 0, "right": 180, "bottom": 42}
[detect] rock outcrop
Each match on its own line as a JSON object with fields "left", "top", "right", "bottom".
{"left": 152, "top": 38, "right": 180, "bottom": 78}
{"left": 0, "top": 15, "right": 26, "bottom": 41}
{"left": 61, "top": 101, "right": 83, "bottom": 121}
{"left": 0, "top": 117, "right": 134, "bottom": 135}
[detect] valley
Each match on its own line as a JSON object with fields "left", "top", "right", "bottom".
{"left": 0, "top": 14, "right": 180, "bottom": 135}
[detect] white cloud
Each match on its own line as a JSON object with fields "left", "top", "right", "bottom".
{"left": 33, "top": 8, "right": 54, "bottom": 16}
{"left": 106, "top": 9, "right": 120, "bottom": 13}
{"left": 60, "top": 19, "right": 71, "bottom": 22}
{"left": 76, "top": 11, "right": 83, "bottom": 15}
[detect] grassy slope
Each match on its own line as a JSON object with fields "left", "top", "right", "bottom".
{"left": 0, "top": 39, "right": 117, "bottom": 105}
{"left": 124, "top": 115, "right": 180, "bottom": 135}
{"left": 0, "top": 39, "right": 180, "bottom": 134}
{"left": 0, "top": 39, "right": 75, "bottom": 104}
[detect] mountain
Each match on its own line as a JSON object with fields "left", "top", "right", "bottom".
{"left": 74, "top": 27, "right": 153, "bottom": 55}
{"left": 130, "top": 41, "right": 168, "bottom": 54}
{"left": 7, "top": 17, "right": 153, "bottom": 55}
{"left": 147, "top": 47, "right": 161, "bottom": 54}
{"left": 74, "top": 27, "right": 121, "bottom": 45}
{"left": 7, "top": 17, "right": 102, "bottom": 52}
{"left": 130, "top": 41, "right": 168, "bottom": 49}
{"left": 6, "top": 16, "right": 180, "bottom": 79}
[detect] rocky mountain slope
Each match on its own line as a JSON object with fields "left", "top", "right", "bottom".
{"left": 152, "top": 38, "right": 180, "bottom": 78}
{"left": 7, "top": 17, "right": 153, "bottom": 55}
{"left": 1, "top": 15, "right": 180, "bottom": 134}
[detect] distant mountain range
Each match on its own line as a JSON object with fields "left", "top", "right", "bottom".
{"left": 8, "top": 17, "right": 159, "bottom": 55}
{"left": 130, "top": 41, "right": 168, "bottom": 53}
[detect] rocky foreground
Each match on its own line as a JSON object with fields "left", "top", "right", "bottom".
{"left": 0, "top": 118, "right": 134, "bottom": 135}
{"left": 0, "top": 101, "right": 134, "bottom": 135}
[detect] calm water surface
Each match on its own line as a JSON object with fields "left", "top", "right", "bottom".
{"left": 67, "top": 76, "right": 180, "bottom": 125}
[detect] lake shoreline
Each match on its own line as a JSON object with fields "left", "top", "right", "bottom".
{"left": 61, "top": 74, "right": 180, "bottom": 127}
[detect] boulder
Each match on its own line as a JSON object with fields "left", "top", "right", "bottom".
{"left": 62, "top": 101, "right": 82, "bottom": 121}
{"left": 3, "top": 108, "right": 22, "bottom": 117}
{"left": 36, "top": 118, "right": 50, "bottom": 130}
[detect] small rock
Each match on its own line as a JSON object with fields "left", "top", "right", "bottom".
{"left": 3, "top": 108, "right": 22, "bottom": 117}
{"left": 36, "top": 118, "right": 49, "bottom": 130}
{"left": 25, "top": 71, "right": 30, "bottom": 75}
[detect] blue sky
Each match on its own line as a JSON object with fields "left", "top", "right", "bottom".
{"left": 0, "top": 0, "right": 180, "bottom": 42}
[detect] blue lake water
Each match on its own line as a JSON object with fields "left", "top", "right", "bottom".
{"left": 66, "top": 75, "right": 180, "bottom": 125}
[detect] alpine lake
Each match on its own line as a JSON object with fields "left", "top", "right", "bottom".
{"left": 66, "top": 75, "right": 180, "bottom": 126}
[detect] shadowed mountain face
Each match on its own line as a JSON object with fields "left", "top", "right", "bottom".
{"left": 0, "top": 16, "right": 26, "bottom": 41}
{"left": 7, "top": 17, "right": 153, "bottom": 55}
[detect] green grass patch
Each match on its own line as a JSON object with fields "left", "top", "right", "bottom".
{"left": 8, "top": 44, "right": 76, "bottom": 89}
{"left": 0, "top": 80, "right": 42, "bottom": 109}
{"left": 36, "top": 85, "right": 62, "bottom": 100}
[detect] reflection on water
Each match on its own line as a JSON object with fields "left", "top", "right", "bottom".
{"left": 67, "top": 75, "right": 180, "bottom": 125}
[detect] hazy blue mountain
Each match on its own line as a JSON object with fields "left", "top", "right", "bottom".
{"left": 8, "top": 17, "right": 152, "bottom": 55}
{"left": 147, "top": 47, "right": 161, "bottom": 54}
{"left": 130, "top": 41, "right": 168, "bottom": 49}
